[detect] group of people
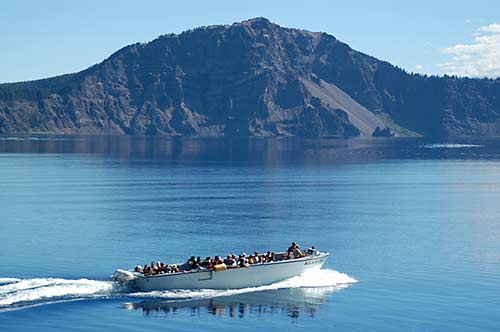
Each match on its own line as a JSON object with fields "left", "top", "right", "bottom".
{"left": 185, "top": 250, "right": 279, "bottom": 271}
{"left": 134, "top": 242, "right": 316, "bottom": 276}
{"left": 134, "top": 261, "right": 181, "bottom": 275}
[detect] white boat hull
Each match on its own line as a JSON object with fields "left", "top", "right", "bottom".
{"left": 114, "top": 252, "right": 329, "bottom": 291}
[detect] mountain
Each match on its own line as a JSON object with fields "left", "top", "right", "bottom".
{"left": 1, "top": 17, "right": 499, "bottom": 137}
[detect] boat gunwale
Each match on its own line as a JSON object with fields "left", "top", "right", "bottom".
{"left": 131, "top": 251, "right": 330, "bottom": 280}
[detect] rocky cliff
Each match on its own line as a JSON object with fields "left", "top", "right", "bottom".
{"left": 1, "top": 17, "right": 499, "bottom": 137}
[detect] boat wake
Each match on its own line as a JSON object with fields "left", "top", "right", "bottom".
{"left": 128, "top": 269, "right": 357, "bottom": 300}
{"left": 0, "top": 269, "right": 356, "bottom": 312}
{"left": 0, "top": 277, "right": 116, "bottom": 312}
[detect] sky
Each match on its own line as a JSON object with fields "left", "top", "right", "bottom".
{"left": 1, "top": 0, "right": 500, "bottom": 83}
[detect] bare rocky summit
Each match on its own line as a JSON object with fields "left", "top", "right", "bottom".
{"left": 1, "top": 17, "right": 499, "bottom": 137}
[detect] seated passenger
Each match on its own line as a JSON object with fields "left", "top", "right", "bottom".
{"left": 254, "top": 252, "right": 261, "bottom": 263}
{"left": 201, "top": 257, "right": 211, "bottom": 268}
{"left": 134, "top": 265, "right": 144, "bottom": 273}
{"left": 306, "top": 246, "right": 316, "bottom": 255}
{"left": 292, "top": 247, "right": 302, "bottom": 259}
{"left": 287, "top": 242, "right": 301, "bottom": 259}
{"left": 187, "top": 256, "right": 197, "bottom": 270}
{"left": 186, "top": 256, "right": 196, "bottom": 267}
{"left": 208, "top": 258, "right": 216, "bottom": 269}
{"left": 228, "top": 255, "right": 237, "bottom": 268}
{"left": 224, "top": 255, "right": 233, "bottom": 266}
{"left": 238, "top": 257, "right": 249, "bottom": 267}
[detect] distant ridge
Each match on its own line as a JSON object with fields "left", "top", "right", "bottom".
{"left": 1, "top": 17, "right": 499, "bottom": 137}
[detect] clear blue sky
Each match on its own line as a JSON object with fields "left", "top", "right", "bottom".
{"left": 1, "top": 0, "right": 499, "bottom": 83}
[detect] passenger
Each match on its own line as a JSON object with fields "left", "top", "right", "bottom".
{"left": 292, "top": 247, "right": 302, "bottom": 259}
{"left": 208, "top": 258, "right": 216, "bottom": 270}
{"left": 187, "top": 256, "right": 195, "bottom": 266}
{"left": 306, "top": 246, "right": 316, "bottom": 256}
{"left": 201, "top": 257, "right": 211, "bottom": 268}
{"left": 214, "top": 256, "right": 224, "bottom": 265}
{"left": 171, "top": 264, "right": 180, "bottom": 273}
{"left": 239, "top": 257, "right": 249, "bottom": 267}
{"left": 158, "top": 262, "right": 165, "bottom": 274}
{"left": 231, "top": 254, "right": 238, "bottom": 267}
{"left": 134, "top": 265, "right": 144, "bottom": 273}
{"left": 228, "top": 256, "right": 237, "bottom": 268}
{"left": 150, "top": 261, "right": 157, "bottom": 273}
{"left": 186, "top": 256, "right": 198, "bottom": 270}
{"left": 248, "top": 255, "right": 255, "bottom": 265}
{"left": 191, "top": 261, "right": 200, "bottom": 270}
{"left": 287, "top": 242, "right": 301, "bottom": 259}
{"left": 254, "top": 252, "right": 261, "bottom": 264}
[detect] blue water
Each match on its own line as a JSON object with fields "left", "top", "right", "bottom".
{"left": 1, "top": 136, "right": 500, "bottom": 331}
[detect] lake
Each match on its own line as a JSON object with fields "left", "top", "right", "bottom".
{"left": 1, "top": 136, "right": 499, "bottom": 331}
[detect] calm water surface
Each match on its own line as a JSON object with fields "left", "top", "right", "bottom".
{"left": 1, "top": 136, "right": 500, "bottom": 331}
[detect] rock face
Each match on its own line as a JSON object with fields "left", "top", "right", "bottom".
{"left": 372, "top": 126, "right": 395, "bottom": 137}
{"left": 0, "top": 17, "right": 499, "bottom": 137}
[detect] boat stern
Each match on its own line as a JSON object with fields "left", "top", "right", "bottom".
{"left": 113, "top": 269, "right": 137, "bottom": 288}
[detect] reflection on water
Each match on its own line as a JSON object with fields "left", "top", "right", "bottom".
{"left": 1, "top": 135, "right": 500, "bottom": 165}
{"left": 0, "top": 135, "right": 372, "bottom": 164}
{"left": 124, "top": 287, "right": 335, "bottom": 319}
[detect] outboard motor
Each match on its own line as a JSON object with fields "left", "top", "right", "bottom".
{"left": 113, "top": 269, "right": 136, "bottom": 286}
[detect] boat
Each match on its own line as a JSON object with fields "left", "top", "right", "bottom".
{"left": 113, "top": 250, "right": 329, "bottom": 291}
